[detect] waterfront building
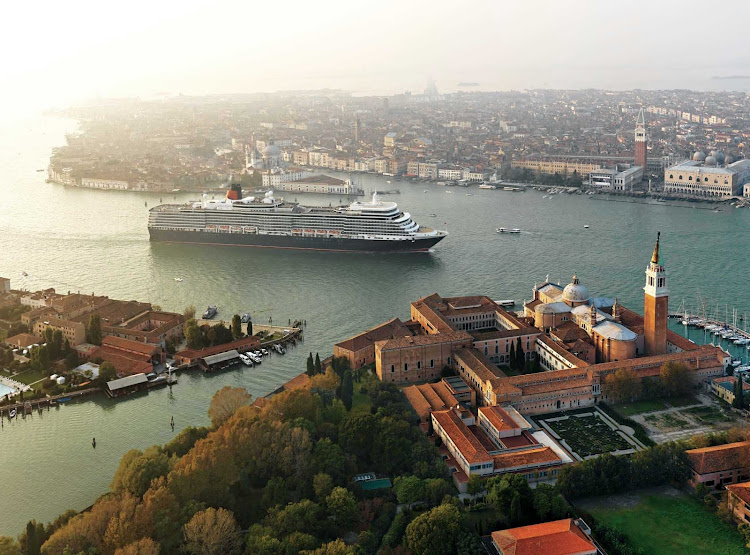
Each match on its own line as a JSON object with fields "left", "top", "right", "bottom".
{"left": 80, "top": 178, "right": 129, "bottom": 190}
{"left": 491, "top": 519, "right": 597, "bottom": 555}
{"left": 174, "top": 335, "right": 261, "bottom": 368}
{"left": 634, "top": 107, "right": 647, "bottom": 170}
{"left": 663, "top": 157, "right": 750, "bottom": 197}
{"left": 686, "top": 440, "right": 750, "bottom": 491}
{"left": 511, "top": 158, "right": 602, "bottom": 179}
{"left": 403, "top": 381, "right": 459, "bottom": 426}
{"left": 589, "top": 165, "right": 643, "bottom": 190}
{"left": 105, "top": 374, "right": 149, "bottom": 398}
{"left": 338, "top": 236, "right": 727, "bottom": 415}
{"left": 726, "top": 482, "right": 750, "bottom": 524}
{"left": 334, "top": 318, "right": 413, "bottom": 368}
{"left": 0, "top": 277, "right": 10, "bottom": 294}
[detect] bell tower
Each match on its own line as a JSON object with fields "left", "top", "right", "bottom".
{"left": 644, "top": 232, "right": 668, "bottom": 355}
{"left": 635, "top": 107, "right": 647, "bottom": 170}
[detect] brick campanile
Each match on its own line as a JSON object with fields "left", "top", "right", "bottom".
{"left": 644, "top": 232, "right": 668, "bottom": 355}
{"left": 635, "top": 107, "right": 647, "bottom": 170}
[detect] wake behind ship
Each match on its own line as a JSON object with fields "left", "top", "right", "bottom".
{"left": 148, "top": 185, "right": 447, "bottom": 252}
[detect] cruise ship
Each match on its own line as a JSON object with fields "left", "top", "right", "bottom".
{"left": 148, "top": 185, "right": 447, "bottom": 252}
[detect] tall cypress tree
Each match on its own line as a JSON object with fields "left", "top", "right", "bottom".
{"left": 314, "top": 353, "right": 322, "bottom": 376}
{"left": 341, "top": 370, "right": 354, "bottom": 411}
{"left": 306, "top": 352, "right": 315, "bottom": 376}
{"left": 509, "top": 342, "right": 516, "bottom": 371}
{"left": 516, "top": 337, "right": 525, "bottom": 371}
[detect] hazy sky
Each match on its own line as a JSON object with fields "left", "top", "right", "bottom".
{"left": 3, "top": 0, "right": 750, "bottom": 116}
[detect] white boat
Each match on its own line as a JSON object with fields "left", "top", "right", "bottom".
{"left": 584, "top": 225, "right": 590, "bottom": 229}
{"left": 465, "top": 193, "right": 473, "bottom": 196}
{"left": 239, "top": 353, "right": 253, "bottom": 366}
{"left": 478, "top": 184, "right": 497, "bottom": 190}
{"left": 509, "top": 228, "right": 521, "bottom": 234}
{"left": 174, "top": 277, "right": 183, "bottom": 282}
{"left": 445, "top": 190, "right": 453, "bottom": 194}
{"left": 496, "top": 228, "right": 507, "bottom": 233}
{"left": 423, "top": 190, "right": 429, "bottom": 193}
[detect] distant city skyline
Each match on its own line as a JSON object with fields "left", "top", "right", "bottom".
{"left": 3, "top": 0, "right": 750, "bottom": 118}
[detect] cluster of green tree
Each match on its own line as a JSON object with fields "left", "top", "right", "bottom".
{"left": 306, "top": 353, "right": 323, "bottom": 377}
{"left": 86, "top": 314, "right": 102, "bottom": 346}
{"left": 0, "top": 347, "right": 14, "bottom": 367}
{"left": 503, "top": 167, "right": 583, "bottom": 188}
{"left": 6, "top": 322, "right": 29, "bottom": 338}
{"left": 683, "top": 426, "right": 750, "bottom": 450}
{"left": 556, "top": 444, "right": 689, "bottom": 500}
{"left": 0, "top": 303, "right": 30, "bottom": 321}
{"left": 507, "top": 338, "right": 542, "bottom": 374}
{"left": 12, "top": 366, "right": 458, "bottom": 554}
{"left": 184, "top": 319, "right": 237, "bottom": 350}
{"left": 605, "top": 361, "right": 694, "bottom": 404}
{"left": 732, "top": 378, "right": 747, "bottom": 409}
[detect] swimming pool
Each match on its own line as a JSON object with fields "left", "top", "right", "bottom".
{"left": 0, "top": 383, "right": 17, "bottom": 398}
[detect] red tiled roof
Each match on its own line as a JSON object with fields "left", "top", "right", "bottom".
{"left": 102, "top": 336, "right": 161, "bottom": 356}
{"left": 335, "top": 318, "right": 411, "bottom": 352}
{"left": 727, "top": 481, "right": 750, "bottom": 505}
{"left": 4, "top": 333, "right": 43, "bottom": 348}
{"left": 491, "top": 519, "right": 596, "bottom": 555}
{"left": 454, "top": 348, "right": 506, "bottom": 383}
{"left": 479, "top": 405, "right": 521, "bottom": 434}
{"left": 491, "top": 446, "right": 562, "bottom": 472}
{"left": 686, "top": 440, "right": 750, "bottom": 475}
{"left": 432, "top": 409, "right": 491, "bottom": 465}
{"left": 376, "top": 330, "right": 471, "bottom": 350}
{"left": 403, "top": 382, "right": 458, "bottom": 421}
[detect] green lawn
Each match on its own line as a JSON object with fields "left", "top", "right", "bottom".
{"left": 665, "top": 395, "right": 700, "bottom": 408}
{"left": 351, "top": 384, "right": 372, "bottom": 413}
{"left": 615, "top": 399, "right": 668, "bottom": 416}
{"left": 589, "top": 493, "right": 748, "bottom": 555}
{"left": 12, "top": 367, "right": 49, "bottom": 387}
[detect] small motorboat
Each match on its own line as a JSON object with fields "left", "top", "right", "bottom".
{"left": 424, "top": 190, "right": 429, "bottom": 193}
{"left": 445, "top": 190, "right": 453, "bottom": 194}
{"left": 509, "top": 228, "right": 521, "bottom": 234}
{"left": 428, "top": 213, "right": 437, "bottom": 217}
{"left": 584, "top": 225, "right": 590, "bottom": 229}
{"left": 174, "top": 277, "right": 183, "bottom": 282}
{"left": 496, "top": 228, "right": 507, "bottom": 233}
{"left": 241, "top": 313, "right": 252, "bottom": 323}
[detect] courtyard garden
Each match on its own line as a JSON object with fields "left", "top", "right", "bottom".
{"left": 544, "top": 412, "right": 632, "bottom": 458}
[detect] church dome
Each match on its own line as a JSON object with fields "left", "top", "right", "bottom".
{"left": 562, "top": 275, "right": 590, "bottom": 304}
{"left": 725, "top": 154, "right": 735, "bottom": 165}
{"left": 705, "top": 156, "right": 717, "bottom": 166}
{"left": 263, "top": 144, "right": 281, "bottom": 157}
{"left": 693, "top": 151, "right": 706, "bottom": 161}
{"left": 714, "top": 151, "right": 725, "bottom": 165}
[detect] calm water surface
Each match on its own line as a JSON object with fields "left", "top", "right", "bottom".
{"left": 0, "top": 116, "right": 749, "bottom": 535}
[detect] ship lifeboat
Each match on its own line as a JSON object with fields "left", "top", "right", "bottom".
{"left": 242, "top": 226, "right": 257, "bottom": 233}
{"left": 304, "top": 229, "right": 315, "bottom": 234}
{"left": 230, "top": 226, "right": 242, "bottom": 233}
{"left": 292, "top": 229, "right": 303, "bottom": 236}
{"left": 315, "top": 229, "right": 327, "bottom": 235}
{"left": 205, "top": 225, "right": 217, "bottom": 231}
{"left": 218, "top": 225, "right": 230, "bottom": 232}
{"left": 329, "top": 230, "right": 341, "bottom": 235}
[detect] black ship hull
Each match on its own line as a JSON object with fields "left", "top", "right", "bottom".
{"left": 148, "top": 228, "right": 445, "bottom": 252}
